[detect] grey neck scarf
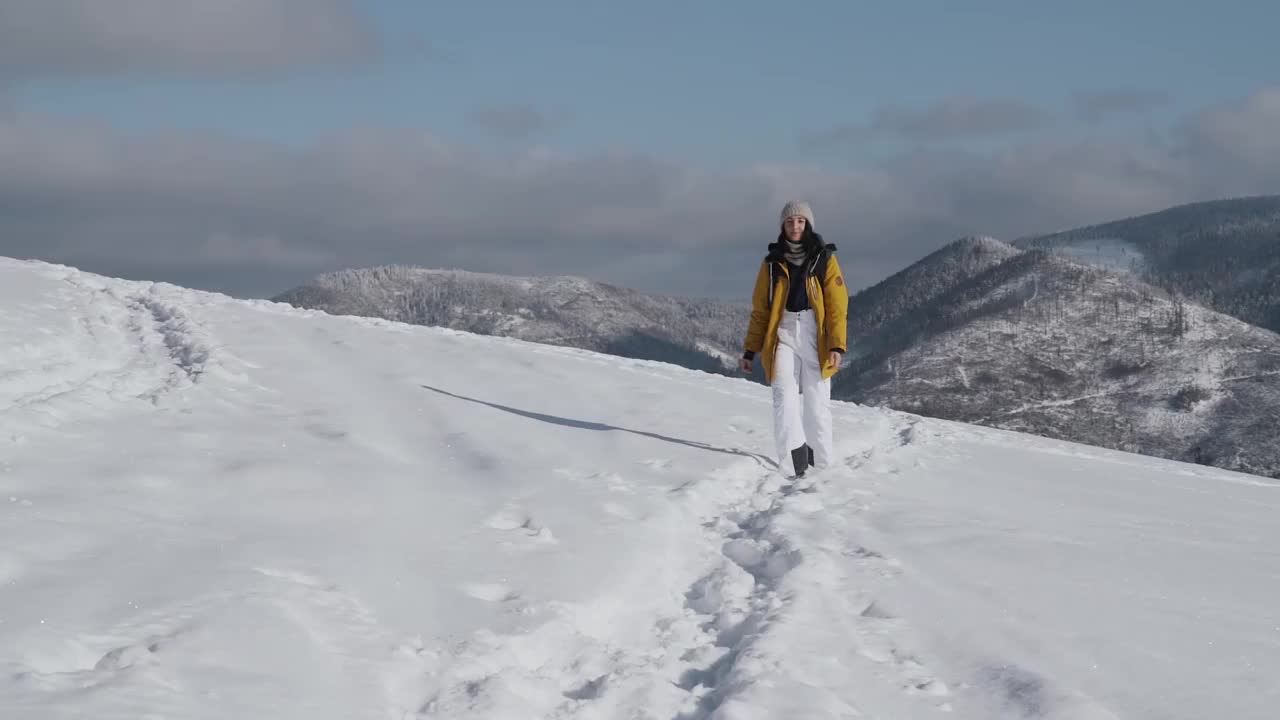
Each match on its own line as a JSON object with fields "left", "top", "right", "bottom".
{"left": 784, "top": 238, "right": 807, "bottom": 266}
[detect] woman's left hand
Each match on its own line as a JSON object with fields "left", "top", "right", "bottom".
{"left": 828, "top": 351, "right": 843, "bottom": 369}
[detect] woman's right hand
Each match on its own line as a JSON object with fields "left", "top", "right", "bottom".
{"left": 740, "top": 357, "right": 753, "bottom": 373}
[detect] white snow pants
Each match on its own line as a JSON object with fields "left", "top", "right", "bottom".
{"left": 771, "top": 309, "right": 832, "bottom": 473}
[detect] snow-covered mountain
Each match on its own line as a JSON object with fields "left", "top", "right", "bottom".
{"left": 835, "top": 239, "right": 1280, "bottom": 478}
{"left": 846, "top": 234, "right": 1022, "bottom": 342}
{"left": 272, "top": 213, "right": 1280, "bottom": 479}
{"left": 272, "top": 265, "right": 750, "bottom": 376}
{"left": 1018, "top": 194, "right": 1280, "bottom": 333}
{"left": 4, "top": 255, "right": 1280, "bottom": 719}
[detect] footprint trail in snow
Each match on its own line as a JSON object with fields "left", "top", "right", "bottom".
{"left": 403, "top": 413, "right": 954, "bottom": 719}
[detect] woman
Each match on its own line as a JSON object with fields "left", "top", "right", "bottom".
{"left": 740, "top": 200, "right": 848, "bottom": 478}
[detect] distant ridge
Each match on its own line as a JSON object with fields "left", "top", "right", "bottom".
{"left": 835, "top": 197, "right": 1280, "bottom": 478}
{"left": 272, "top": 264, "right": 752, "bottom": 377}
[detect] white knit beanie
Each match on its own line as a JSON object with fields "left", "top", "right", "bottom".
{"left": 780, "top": 200, "right": 814, "bottom": 227}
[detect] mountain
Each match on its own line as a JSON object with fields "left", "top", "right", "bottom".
{"left": 1017, "top": 194, "right": 1280, "bottom": 333}
{"left": 272, "top": 265, "right": 750, "bottom": 376}
{"left": 846, "top": 235, "right": 1022, "bottom": 353}
{"left": 5, "top": 255, "right": 1280, "bottom": 719}
{"left": 834, "top": 238, "right": 1280, "bottom": 479}
{"left": 269, "top": 196, "right": 1280, "bottom": 478}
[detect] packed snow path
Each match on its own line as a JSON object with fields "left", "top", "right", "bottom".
{"left": 2, "top": 257, "right": 1279, "bottom": 719}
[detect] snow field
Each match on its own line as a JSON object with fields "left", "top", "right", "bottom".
{"left": 3, "top": 256, "right": 1279, "bottom": 719}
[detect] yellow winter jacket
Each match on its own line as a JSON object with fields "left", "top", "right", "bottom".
{"left": 743, "top": 241, "right": 849, "bottom": 384}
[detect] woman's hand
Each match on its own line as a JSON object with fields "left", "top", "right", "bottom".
{"left": 827, "top": 350, "right": 842, "bottom": 369}
{"left": 740, "top": 357, "right": 753, "bottom": 373}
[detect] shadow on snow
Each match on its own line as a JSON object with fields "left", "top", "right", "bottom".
{"left": 420, "top": 383, "right": 776, "bottom": 470}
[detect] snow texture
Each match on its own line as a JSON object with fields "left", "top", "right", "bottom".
{"left": 3, "top": 256, "right": 1279, "bottom": 719}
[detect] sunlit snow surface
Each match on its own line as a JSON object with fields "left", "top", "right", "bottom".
{"left": 2, "top": 257, "right": 1278, "bottom": 719}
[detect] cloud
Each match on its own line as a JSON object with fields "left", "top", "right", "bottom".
{"left": 198, "top": 233, "right": 340, "bottom": 269}
{"left": 2, "top": 88, "right": 1280, "bottom": 301}
{"left": 466, "top": 103, "right": 561, "bottom": 141}
{"left": 873, "top": 96, "right": 1053, "bottom": 139}
{"left": 805, "top": 96, "right": 1051, "bottom": 147}
{"left": 1074, "top": 89, "right": 1173, "bottom": 121}
{"left": 0, "top": 0, "right": 380, "bottom": 79}
{"left": 0, "top": 113, "right": 777, "bottom": 298}
{"left": 1181, "top": 86, "right": 1280, "bottom": 193}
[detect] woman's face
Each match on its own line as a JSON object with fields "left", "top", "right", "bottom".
{"left": 784, "top": 215, "right": 806, "bottom": 242}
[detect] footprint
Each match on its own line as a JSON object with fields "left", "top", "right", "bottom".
{"left": 860, "top": 600, "right": 895, "bottom": 620}
{"left": 597, "top": 470, "right": 637, "bottom": 494}
{"left": 304, "top": 422, "right": 348, "bottom": 441}
{"left": 907, "top": 677, "right": 952, "bottom": 698}
{"left": 844, "top": 545, "right": 885, "bottom": 561}
{"left": 461, "top": 582, "right": 521, "bottom": 603}
{"left": 858, "top": 643, "right": 893, "bottom": 664}
{"left": 555, "top": 468, "right": 635, "bottom": 494}
{"left": 562, "top": 673, "right": 609, "bottom": 701}
{"left": 642, "top": 458, "right": 673, "bottom": 472}
{"left": 486, "top": 506, "right": 532, "bottom": 531}
{"left": 857, "top": 631, "right": 952, "bottom": 703}
{"left": 897, "top": 650, "right": 950, "bottom": 698}
{"left": 485, "top": 505, "right": 557, "bottom": 544}
{"left": 722, "top": 538, "right": 801, "bottom": 584}
{"left": 898, "top": 423, "right": 919, "bottom": 446}
{"left": 94, "top": 641, "right": 158, "bottom": 672}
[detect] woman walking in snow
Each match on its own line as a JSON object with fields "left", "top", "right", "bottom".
{"left": 740, "top": 200, "right": 849, "bottom": 478}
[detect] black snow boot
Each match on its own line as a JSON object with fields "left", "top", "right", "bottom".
{"left": 807, "top": 444, "right": 815, "bottom": 467}
{"left": 791, "top": 445, "right": 810, "bottom": 478}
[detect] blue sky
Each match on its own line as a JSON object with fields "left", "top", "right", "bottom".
{"left": 2, "top": 0, "right": 1280, "bottom": 298}
{"left": 15, "top": 1, "right": 1277, "bottom": 159}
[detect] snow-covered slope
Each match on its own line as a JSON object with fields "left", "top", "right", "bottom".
{"left": 846, "top": 235, "right": 1022, "bottom": 341}
{"left": 272, "top": 265, "right": 750, "bottom": 377}
{"left": 838, "top": 241, "right": 1280, "bottom": 478}
{"left": 1018, "top": 194, "right": 1280, "bottom": 333}
{"left": 4, "top": 256, "right": 1280, "bottom": 719}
